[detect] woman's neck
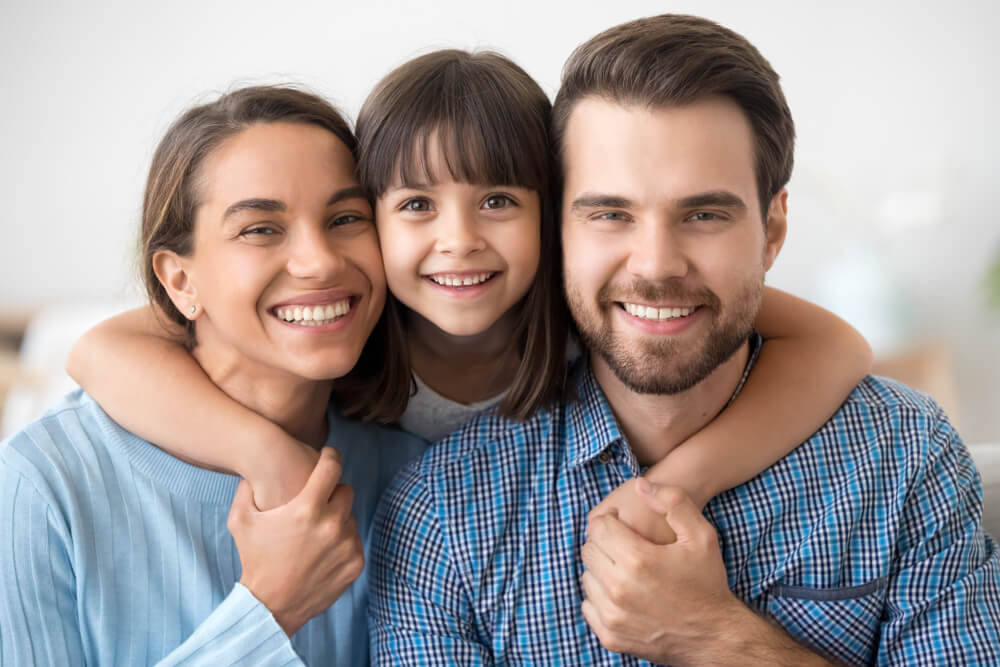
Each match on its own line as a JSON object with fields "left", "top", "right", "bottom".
{"left": 407, "top": 310, "right": 521, "bottom": 404}
{"left": 192, "top": 336, "right": 332, "bottom": 449}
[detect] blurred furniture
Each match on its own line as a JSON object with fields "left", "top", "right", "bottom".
{"left": 1, "top": 301, "right": 138, "bottom": 439}
{"left": 873, "top": 342, "right": 961, "bottom": 429}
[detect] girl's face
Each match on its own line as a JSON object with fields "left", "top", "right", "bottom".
{"left": 375, "top": 143, "right": 541, "bottom": 338}
{"left": 174, "top": 121, "right": 385, "bottom": 382}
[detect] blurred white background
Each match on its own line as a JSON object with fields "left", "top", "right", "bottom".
{"left": 1, "top": 0, "right": 998, "bottom": 441}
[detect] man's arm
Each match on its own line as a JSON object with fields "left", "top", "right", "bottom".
{"left": 878, "top": 413, "right": 1000, "bottom": 664}
{"left": 368, "top": 462, "right": 493, "bottom": 665}
{"left": 581, "top": 481, "right": 837, "bottom": 666}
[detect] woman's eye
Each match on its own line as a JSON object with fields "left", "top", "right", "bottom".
{"left": 401, "top": 198, "right": 431, "bottom": 212}
{"left": 241, "top": 226, "right": 277, "bottom": 237}
{"left": 483, "top": 194, "right": 514, "bottom": 210}
{"left": 330, "top": 213, "right": 363, "bottom": 227}
{"left": 598, "top": 211, "right": 628, "bottom": 222}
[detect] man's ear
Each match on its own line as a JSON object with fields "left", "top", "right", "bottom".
{"left": 152, "top": 250, "right": 199, "bottom": 320}
{"left": 763, "top": 189, "right": 788, "bottom": 271}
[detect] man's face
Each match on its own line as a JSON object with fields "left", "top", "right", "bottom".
{"left": 561, "top": 96, "right": 786, "bottom": 394}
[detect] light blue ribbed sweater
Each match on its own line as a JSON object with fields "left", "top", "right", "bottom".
{"left": 0, "top": 390, "right": 425, "bottom": 666}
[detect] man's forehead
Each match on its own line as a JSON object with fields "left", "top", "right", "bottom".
{"left": 560, "top": 96, "right": 758, "bottom": 205}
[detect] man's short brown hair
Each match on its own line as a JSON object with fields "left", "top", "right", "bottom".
{"left": 552, "top": 14, "right": 795, "bottom": 219}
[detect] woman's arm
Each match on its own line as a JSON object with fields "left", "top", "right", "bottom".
{"left": 592, "top": 287, "right": 872, "bottom": 543}
{"left": 66, "top": 306, "right": 315, "bottom": 508}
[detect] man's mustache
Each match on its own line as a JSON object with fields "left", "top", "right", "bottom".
{"left": 596, "top": 280, "right": 721, "bottom": 310}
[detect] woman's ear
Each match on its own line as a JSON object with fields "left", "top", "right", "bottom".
{"left": 153, "top": 250, "right": 200, "bottom": 320}
{"left": 763, "top": 189, "right": 788, "bottom": 271}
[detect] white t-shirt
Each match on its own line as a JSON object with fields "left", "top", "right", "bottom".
{"left": 399, "top": 372, "right": 507, "bottom": 442}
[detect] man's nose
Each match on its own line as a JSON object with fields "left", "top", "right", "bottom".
{"left": 625, "top": 221, "right": 689, "bottom": 282}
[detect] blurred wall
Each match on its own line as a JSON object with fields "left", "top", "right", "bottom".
{"left": 2, "top": 0, "right": 998, "bottom": 441}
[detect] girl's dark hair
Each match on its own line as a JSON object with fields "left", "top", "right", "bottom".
{"left": 354, "top": 50, "right": 568, "bottom": 422}
{"left": 139, "top": 84, "right": 397, "bottom": 421}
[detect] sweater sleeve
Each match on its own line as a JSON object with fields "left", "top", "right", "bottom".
{"left": 0, "top": 454, "right": 304, "bottom": 667}
{"left": 0, "top": 467, "right": 86, "bottom": 666}
{"left": 154, "top": 584, "right": 303, "bottom": 666}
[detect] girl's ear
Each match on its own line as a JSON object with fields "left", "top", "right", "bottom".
{"left": 153, "top": 250, "right": 200, "bottom": 320}
{"left": 763, "top": 189, "right": 788, "bottom": 271}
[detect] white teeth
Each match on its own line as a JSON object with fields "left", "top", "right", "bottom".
{"left": 275, "top": 299, "right": 352, "bottom": 325}
{"left": 429, "top": 272, "right": 494, "bottom": 287}
{"left": 623, "top": 303, "right": 695, "bottom": 322}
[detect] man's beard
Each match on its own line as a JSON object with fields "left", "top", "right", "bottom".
{"left": 566, "top": 276, "right": 762, "bottom": 395}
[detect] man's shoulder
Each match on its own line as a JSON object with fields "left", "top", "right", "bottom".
{"left": 817, "top": 374, "right": 958, "bottom": 457}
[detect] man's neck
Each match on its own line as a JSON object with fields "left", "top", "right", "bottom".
{"left": 592, "top": 341, "right": 750, "bottom": 467}
{"left": 192, "top": 338, "right": 332, "bottom": 449}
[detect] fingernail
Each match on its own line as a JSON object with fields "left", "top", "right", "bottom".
{"left": 637, "top": 477, "right": 658, "bottom": 495}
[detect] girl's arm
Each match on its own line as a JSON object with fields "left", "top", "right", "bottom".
{"left": 592, "top": 286, "right": 872, "bottom": 542}
{"left": 66, "top": 306, "right": 316, "bottom": 509}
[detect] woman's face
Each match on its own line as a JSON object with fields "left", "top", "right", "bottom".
{"left": 374, "top": 139, "right": 541, "bottom": 338}
{"left": 178, "top": 121, "right": 385, "bottom": 382}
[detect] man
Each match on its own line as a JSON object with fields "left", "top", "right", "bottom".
{"left": 370, "top": 15, "right": 1000, "bottom": 665}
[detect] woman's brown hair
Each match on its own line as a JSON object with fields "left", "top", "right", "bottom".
{"left": 138, "top": 84, "right": 398, "bottom": 421}
{"left": 355, "top": 50, "right": 569, "bottom": 422}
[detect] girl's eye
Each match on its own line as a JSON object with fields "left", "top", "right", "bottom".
{"left": 401, "top": 198, "right": 432, "bottom": 212}
{"left": 482, "top": 194, "right": 515, "bottom": 210}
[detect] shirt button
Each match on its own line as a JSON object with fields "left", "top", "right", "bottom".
{"left": 598, "top": 451, "right": 613, "bottom": 464}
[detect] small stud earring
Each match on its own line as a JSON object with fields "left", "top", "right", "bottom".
{"left": 189, "top": 305, "right": 197, "bottom": 315}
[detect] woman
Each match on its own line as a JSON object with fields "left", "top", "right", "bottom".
{"left": 0, "top": 86, "right": 423, "bottom": 665}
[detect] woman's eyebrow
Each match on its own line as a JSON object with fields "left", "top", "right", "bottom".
{"left": 223, "top": 198, "right": 285, "bottom": 219}
{"left": 221, "top": 186, "right": 370, "bottom": 219}
{"left": 327, "top": 185, "right": 369, "bottom": 206}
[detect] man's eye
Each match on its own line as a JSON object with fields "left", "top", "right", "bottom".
{"left": 598, "top": 211, "right": 628, "bottom": 221}
{"left": 401, "top": 198, "right": 431, "bottom": 212}
{"left": 691, "top": 212, "right": 719, "bottom": 222}
{"left": 483, "top": 194, "right": 515, "bottom": 210}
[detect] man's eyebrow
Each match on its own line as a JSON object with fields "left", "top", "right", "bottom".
{"left": 327, "top": 185, "right": 370, "bottom": 206}
{"left": 570, "top": 193, "right": 635, "bottom": 212}
{"left": 676, "top": 191, "right": 747, "bottom": 210}
{"left": 223, "top": 198, "right": 286, "bottom": 219}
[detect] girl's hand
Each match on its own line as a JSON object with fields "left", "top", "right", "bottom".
{"left": 242, "top": 430, "right": 321, "bottom": 511}
{"left": 229, "top": 448, "right": 364, "bottom": 637}
{"left": 589, "top": 477, "right": 677, "bottom": 545}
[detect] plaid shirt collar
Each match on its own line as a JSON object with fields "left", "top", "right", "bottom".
{"left": 565, "top": 332, "right": 763, "bottom": 469}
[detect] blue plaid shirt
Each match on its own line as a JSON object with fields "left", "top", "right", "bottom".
{"left": 370, "top": 353, "right": 1000, "bottom": 665}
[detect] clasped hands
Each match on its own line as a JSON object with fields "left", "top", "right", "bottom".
{"left": 583, "top": 478, "right": 745, "bottom": 665}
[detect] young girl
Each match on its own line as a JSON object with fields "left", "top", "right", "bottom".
{"left": 67, "top": 51, "right": 871, "bottom": 537}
